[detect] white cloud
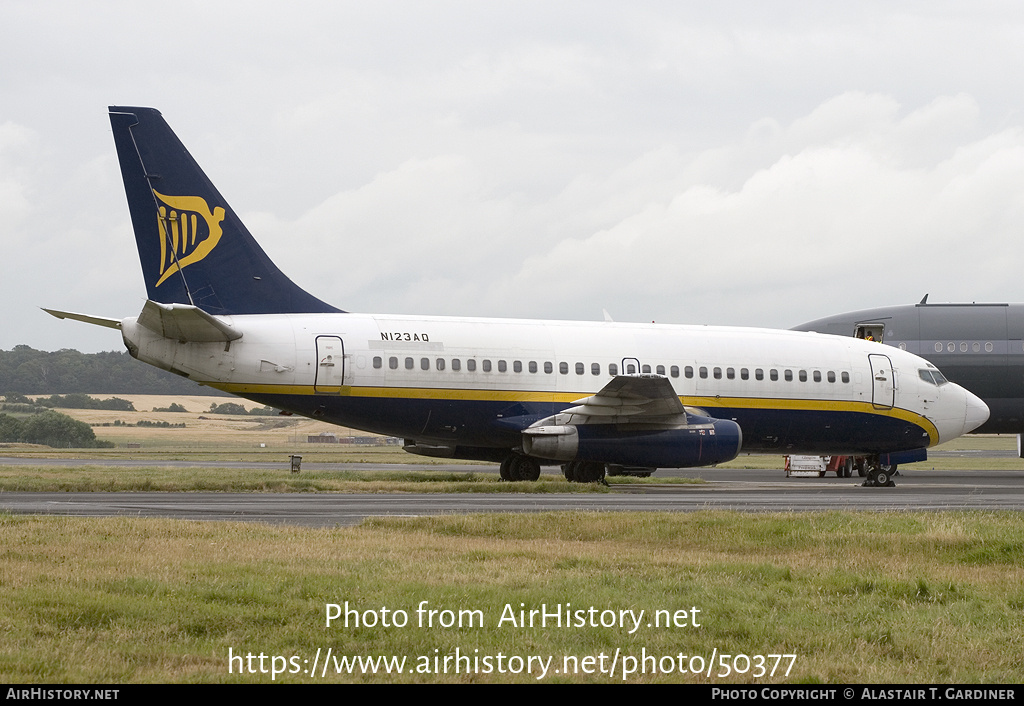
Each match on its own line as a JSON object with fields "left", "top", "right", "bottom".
{"left": 6, "top": 4, "right": 1024, "bottom": 351}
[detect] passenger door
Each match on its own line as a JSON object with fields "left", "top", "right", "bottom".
{"left": 869, "top": 353, "right": 895, "bottom": 409}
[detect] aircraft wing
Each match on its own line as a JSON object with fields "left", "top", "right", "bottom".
{"left": 560, "top": 374, "right": 687, "bottom": 421}
{"left": 522, "top": 374, "right": 740, "bottom": 467}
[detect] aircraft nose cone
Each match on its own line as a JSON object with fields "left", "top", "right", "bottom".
{"left": 963, "top": 389, "right": 989, "bottom": 434}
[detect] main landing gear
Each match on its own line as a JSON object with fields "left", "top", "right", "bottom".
{"left": 562, "top": 460, "right": 607, "bottom": 483}
{"left": 497, "top": 453, "right": 609, "bottom": 483}
{"left": 862, "top": 456, "right": 897, "bottom": 487}
{"left": 499, "top": 453, "right": 541, "bottom": 482}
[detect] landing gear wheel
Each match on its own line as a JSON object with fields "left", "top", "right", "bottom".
{"left": 511, "top": 455, "right": 541, "bottom": 481}
{"left": 563, "top": 461, "right": 580, "bottom": 482}
{"left": 563, "top": 460, "right": 604, "bottom": 483}
{"left": 502, "top": 454, "right": 540, "bottom": 481}
{"left": 843, "top": 458, "right": 854, "bottom": 478}
{"left": 576, "top": 461, "right": 606, "bottom": 483}
{"left": 856, "top": 458, "right": 867, "bottom": 477}
{"left": 863, "top": 466, "right": 896, "bottom": 488}
{"left": 499, "top": 456, "right": 514, "bottom": 481}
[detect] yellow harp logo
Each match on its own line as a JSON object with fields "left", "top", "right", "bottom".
{"left": 153, "top": 191, "right": 226, "bottom": 287}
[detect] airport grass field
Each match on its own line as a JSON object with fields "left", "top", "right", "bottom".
{"left": 4, "top": 510, "right": 1024, "bottom": 683}
{"left": 2, "top": 395, "right": 1024, "bottom": 683}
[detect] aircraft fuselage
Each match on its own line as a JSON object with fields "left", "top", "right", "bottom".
{"left": 794, "top": 302, "right": 1024, "bottom": 434}
{"left": 122, "top": 311, "right": 983, "bottom": 460}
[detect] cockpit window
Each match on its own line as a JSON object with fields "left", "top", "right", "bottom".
{"left": 919, "top": 369, "right": 948, "bottom": 386}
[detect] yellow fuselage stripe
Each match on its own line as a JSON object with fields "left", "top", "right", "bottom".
{"left": 213, "top": 382, "right": 940, "bottom": 446}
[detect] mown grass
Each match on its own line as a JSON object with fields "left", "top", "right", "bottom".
{"left": 2, "top": 511, "right": 1024, "bottom": 683}
{"left": 0, "top": 464, "right": 703, "bottom": 493}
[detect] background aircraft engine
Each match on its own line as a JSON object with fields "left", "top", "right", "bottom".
{"left": 522, "top": 418, "right": 742, "bottom": 468}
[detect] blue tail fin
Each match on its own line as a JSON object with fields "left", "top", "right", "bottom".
{"left": 108, "top": 106, "right": 342, "bottom": 315}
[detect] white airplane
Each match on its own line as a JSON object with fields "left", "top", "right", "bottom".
{"left": 45, "top": 107, "right": 989, "bottom": 487}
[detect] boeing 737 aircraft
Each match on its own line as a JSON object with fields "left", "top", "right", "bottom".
{"left": 794, "top": 296, "right": 1024, "bottom": 440}
{"left": 45, "top": 107, "right": 989, "bottom": 487}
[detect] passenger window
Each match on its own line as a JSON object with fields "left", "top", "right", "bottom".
{"left": 421, "top": 358, "right": 430, "bottom": 371}
{"left": 467, "top": 359, "right": 477, "bottom": 372}
{"left": 560, "top": 362, "right": 569, "bottom": 374}
{"left": 784, "top": 370, "right": 793, "bottom": 382}
{"left": 770, "top": 369, "right": 779, "bottom": 381}
{"left": 592, "top": 363, "right": 601, "bottom": 375}
{"left": 656, "top": 365, "right": 665, "bottom": 375}
{"left": 798, "top": 370, "right": 807, "bottom": 382}
{"left": 609, "top": 363, "right": 618, "bottom": 376}
{"left": 740, "top": 368, "right": 749, "bottom": 380}
{"left": 513, "top": 361, "right": 522, "bottom": 373}
{"left": 436, "top": 358, "right": 445, "bottom": 371}
{"left": 713, "top": 367, "right": 722, "bottom": 380}
{"left": 373, "top": 356, "right": 382, "bottom": 369}
{"left": 575, "top": 362, "right": 584, "bottom": 375}
{"left": 483, "top": 360, "right": 492, "bottom": 372}
{"left": 699, "top": 367, "right": 708, "bottom": 379}
{"left": 452, "top": 359, "right": 461, "bottom": 371}
{"left": 642, "top": 364, "right": 651, "bottom": 374}
{"left": 544, "top": 362, "right": 553, "bottom": 374}
{"left": 671, "top": 366, "right": 680, "bottom": 378}
{"left": 405, "top": 357, "right": 414, "bottom": 370}
{"left": 626, "top": 363, "right": 637, "bottom": 374}
{"left": 498, "top": 360, "right": 507, "bottom": 373}
{"left": 755, "top": 368, "right": 764, "bottom": 381}
{"left": 529, "top": 361, "right": 537, "bottom": 373}
{"left": 726, "top": 367, "right": 735, "bottom": 380}
{"left": 389, "top": 357, "right": 398, "bottom": 370}
{"left": 841, "top": 372, "right": 850, "bottom": 383}
{"left": 827, "top": 371, "right": 836, "bottom": 383}
{"left": 812, "top": 370, "right": 821, "bottom": 382}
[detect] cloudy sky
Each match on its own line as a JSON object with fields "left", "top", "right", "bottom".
{"left": 4, "top": 1, "right": 1024, "bottom": 352}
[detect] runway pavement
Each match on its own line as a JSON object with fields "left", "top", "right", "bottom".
{"left": 2, "top": 464, "right": 1023, "bottom": 526}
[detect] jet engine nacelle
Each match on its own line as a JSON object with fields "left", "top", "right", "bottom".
{"left": 522, "top": 418, "right": 742, "bottom": 468}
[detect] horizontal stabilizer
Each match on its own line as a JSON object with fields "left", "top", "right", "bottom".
{"left": 136, "top": 300, "right": 242, "bottom": 342}
{"left": 42, "top": 308, "right": 122, "bottom": 330}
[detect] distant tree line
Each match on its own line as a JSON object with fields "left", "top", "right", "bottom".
{"left": 0, "top": 410, "right": 113, "bottom": 448}
{"left": 2, "top": 394, "right": 278, "bottom": 417}
{"left": 0, "top": 345, "right": 230, "bottom": 396}
{"left": 34, "top": 393, "right": 136, "bottom": 411}
{"left": 207, "top": 402, "right": 278, "bottom": 416}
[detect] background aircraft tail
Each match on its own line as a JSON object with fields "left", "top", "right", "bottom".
{"left": 108, "top": 106, "right": 341, "bottom": 316}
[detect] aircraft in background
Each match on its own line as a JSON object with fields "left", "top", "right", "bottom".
{"left": 794, "top": 295, "right": 1024, "bottom": 451}
{"left": 44, "top": 107, "right": 989, "bottom": 487}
